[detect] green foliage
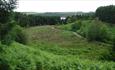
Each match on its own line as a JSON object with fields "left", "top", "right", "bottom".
{"left": 67, "top": 12, "right": 95, "bottom": 23}
{"left": 77, "top": 20, "right": 109, "bottom": 42}
{"left": 96, "top": 5, "right": 115, "bottom": 24}
{"left": 14, "top": 26, "right": 27, "bottom": 44}
{"left": 107, "top": 26, "right": 115, "bottom": 43}
{"left": 0, "top": 25, "right": 115, "bottom": 70}
{"left": 86, "top": 21, "right": 109, "bottom": 42}
{"left": 112, "top": 37, "right": 115, "bottom": 50}
{"left": 0, "top": 0, "right": 17, "bottom": 45}
{"left": 0, "top": 59, "right": 10, "bottom": 70}
{"left": 0, "top": 21, "right": 27, "bottom": 45}
{"left": 77, "top": 20, "right": 92, "bottom": 37}
{"left": 0, "top": 42, "right": 114, "bottom": 70}
{"left": 0, "top": 0, "right": 17, "bottom": 24}
{"left": 58, "top": 20, "right": 114, "bottom": 44}
{"left": 71, "top": 21, "right": 82, "bottom": 32}
{"left": 25, "top": 26, "right": 112, "bottom": 60}
{"left": 55, "top": 23, "right": 72, "bottom": 31}
{"left": 14, "top": 12, "right": 64, "bottom": 27}
{"left": 0, "top": 21, "right": 17, "bottom": 45}
{"left": 0, "top": 43, "right": 35, "bottom": 70}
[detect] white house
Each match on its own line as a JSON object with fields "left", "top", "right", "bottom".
{"left": 60, "top": 17, "right": 66, "bottom": 20}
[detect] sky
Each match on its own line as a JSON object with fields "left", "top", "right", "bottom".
{"left": 15, "top": 0, "right": 115, "bottom": 12}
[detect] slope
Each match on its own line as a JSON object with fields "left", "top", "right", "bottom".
{"left": 24, "top": 25, "right": 112, "bottom": 60}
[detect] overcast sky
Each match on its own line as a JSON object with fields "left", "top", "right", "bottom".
{"left": 15, "top": 0, "right": 115, "bottom": 12}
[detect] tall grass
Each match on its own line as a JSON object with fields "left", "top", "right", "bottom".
{"left": 0, "top": 22, "right": 115, "bottom": 70}
{"left": 0, "top": 42, "right": 115, "bottom": 70}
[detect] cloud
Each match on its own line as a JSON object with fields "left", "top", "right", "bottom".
{"left": 15, "top": 0, "right": 115, "bottom": 12}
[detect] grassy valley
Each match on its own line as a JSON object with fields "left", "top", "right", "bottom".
{"left": 0, "top": 1, "right": 115, "bottom": 69}
{"left": 25, "top": 25, "right": 112, "bottom": 60}
{"left": 1, "top": 20, "right": 115, "bottom": 70}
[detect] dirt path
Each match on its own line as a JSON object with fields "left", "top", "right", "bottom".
{"left": 53, "top": 26, "right": 84, "bottom": 39}
{"left": 73, "top": 32, "right": 83, "bottom": 38}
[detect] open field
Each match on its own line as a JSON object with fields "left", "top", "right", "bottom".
{"left": 24, "top": 25, "right": 112, "bottom": 60}
{"left": 1, "top": 1, "right": 115, "bottom": 70}
{"left": 0, "top": 24, "right": 115, "bottom": 70}
{"left": 1, "top": 19, "right": 115, "bottom": 70}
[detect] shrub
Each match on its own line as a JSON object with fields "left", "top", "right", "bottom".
{"left": 71, "top": 21, "right": 82, "bottom": 32}
{"left": 86, "top": 21, "right": 109, "bottom": 42}
{"left": 1, "top": 33, "right": 14, "bottom": 45}
{"left": 77, "top": 21, "right": 90, "bottom": 37}
{"left": 14, "top": 25, "right": 27, "bottom": 44}
{"left": 112, "top": 37, "right": 115, "bottom": 50}
{"left": 0, "top": 21, "right": 17, "bottom": 45}
{"left": 0, "top": 59, "right": 10, "bottom": 70}
{"left": 1, "top": 21, "right": 27, "bottom": 45}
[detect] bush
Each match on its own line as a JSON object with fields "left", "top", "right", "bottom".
{"left": 0, "top": 59, "right": 10, "bottom": 70}
{"left": 86, "top": 21, "right": 109, "bottom": 42}
{"left": 0, "top": 21, "right": 27, "bottom": 45}
{"left": 14, "top": 25, "right": 27, "bottom": 44}
{"left": 112, "top": 37, "right": 115, "bottom": 50}
{"left": 1, "top": 33, "right": 14, "bottom": 45}
{"left": 71, "top": 21, "right": 82, "bottom": 32}
{"left": 77, "top": 21, "right": 90, "bottom": 37}
{"left": 0, "top": 21, "right": 17, "bottom": 45}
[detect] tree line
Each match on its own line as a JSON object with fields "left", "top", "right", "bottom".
{"left": 0, "top": 0, "right": 18, "bottom": 45}
{"left": 14, "top": 12, "right": 67, "bottom": 27}
{"left": 96, "top": 5, "right": 115, "bottom": 24}
{"left": 67, "top": 12, "right": 95, "bottom": 23}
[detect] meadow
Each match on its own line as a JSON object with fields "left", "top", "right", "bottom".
{"left": 0, "top": 2, "right": 115, "bottom": 69}
{"left": 0, "top": 20, "right": 115, "bottom": 70}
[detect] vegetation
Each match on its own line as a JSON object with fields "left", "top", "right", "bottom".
{"left": 0, "top": 0, "right": 17, "bottom": 23}
{"left": 67, "top": 12, "right": 95, "bottom": 23}
{"left": 25, "top": 26, "right": 112, "bottom": 60}
{"left": 14, "top": 12, "right": 67, "bottom": 27}
{"left": 86, "top": 20, "right": 109, "bottom": 42}
{"left": 0, "top": 2, "right": 115, "bottom": 70}
{"left": 0, "top": 0, "right": 18, "bottom": 45}
{"left": 0, "top": 42, "right": 115, "bottom": 70}
{"left": 71, "top": 21, "right": 82, "bottom": 32}
{"left": 0, "top": 26, "right": 114, "bottom": 70}
{"left": 96, "top": 5, "right": 115, "bottom": 24}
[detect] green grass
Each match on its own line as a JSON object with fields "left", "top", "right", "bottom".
{"left": 57, "top": 20, "right": 115, "bottom": 42}
{"left": 55, "top": 23, "right": 73, "bottom": 31}
{"left": 109, "top": 26, "right": 115, "bottom": 38}
{"left": 0, "top": 42, "right": 115, "bottom": 70}
{"left": 0, "top": 20, "right": 115, "bottom": 70}
{"left": 24, "top": 25, "right": 112, "bottom": 60}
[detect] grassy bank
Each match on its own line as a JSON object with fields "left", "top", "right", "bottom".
{"left": 0, "top": 42, "right": 115, "bottom": 70}
{"left": 0, "top": 21, "right": 115, "bottom": 70}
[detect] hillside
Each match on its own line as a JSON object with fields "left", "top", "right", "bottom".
{"left": 1, "top": 1, "right": 115, "bottom": 70}
{"left": 25, "top": 25, "right": 112, "bottom": 60}
{"left": 1, "top": 42, "right": 115, "bottom": 70}
{"left": 0, "top": 25, "right": 115, "bottom": 70}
